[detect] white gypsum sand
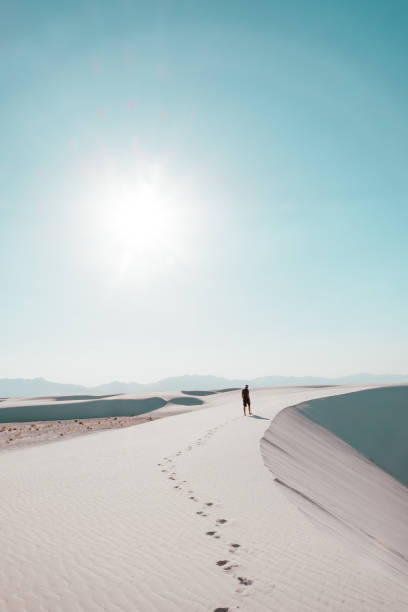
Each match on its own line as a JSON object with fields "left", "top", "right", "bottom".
{"left": 261, "top": 386, "right": 408, "bottom": 577}
{"left": 0, "top": 392, "right": 206, "bottom": 451}
{"left": 1, "top": 386, "right": 408, "bottom": 611}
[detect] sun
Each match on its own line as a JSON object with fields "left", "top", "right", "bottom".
{"left": 76, "top": 152, "right": 199, "bottom": 281}
{"left": 103, "top": 161, "right": 173, "bottom": 253}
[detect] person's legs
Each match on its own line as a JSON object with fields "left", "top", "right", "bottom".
{"left": 243, "top": 400, "right": 247, "bottom": 416}
{"left": 248, "top": 402, "right": 252, "bottom": 415}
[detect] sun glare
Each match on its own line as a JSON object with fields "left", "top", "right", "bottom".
{"left": 76, "top": 152, "right": 199, "bottom": 281}
{"left": 105, "top": 163, "right": 171, "bottom": 250}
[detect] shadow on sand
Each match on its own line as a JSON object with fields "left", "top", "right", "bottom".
{"left": 181, "top": 388, "right": 240, "bottom": 396}
{"left": 298, "top": 385, "right": 408, "bottom": 488}
{"left": 54, "top": 394, "right": 120, "bottom": 402}
{"left": 181, "top": 390, "right": 216, "bottom": 396}
{"left": 168, "top": 397, "right": 204, "bottom": 406}
{"left": 250, "top": 414, "right": 270, "bottom": 420}
{"left": 0, "top": 394, "right": 205, "bottom": 423}
{"left": 0, "top": 398, "right": 168, "bottom": 423}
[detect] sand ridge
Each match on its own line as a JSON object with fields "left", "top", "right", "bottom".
{"left": 261, "top": 389, "right": 408, "bottom": 577}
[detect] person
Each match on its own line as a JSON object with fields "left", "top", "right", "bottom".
{"left": 242, "top": 384, "right": 252, "bottom": 416}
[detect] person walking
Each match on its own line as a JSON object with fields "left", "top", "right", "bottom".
{"left": 242, "top": 384, "right": 252, "bottom": 416}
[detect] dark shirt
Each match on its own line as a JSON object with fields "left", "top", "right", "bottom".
{"left": 242, "top": 388, "right": 250, "bottom": 400}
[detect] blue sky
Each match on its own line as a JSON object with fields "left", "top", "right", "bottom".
{"left": 1, "top": 1, "right": 407, "bottom": 384}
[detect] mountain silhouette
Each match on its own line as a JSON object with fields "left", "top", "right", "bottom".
{"left": 0, "top": 373, "right": 407, "bottom": 398}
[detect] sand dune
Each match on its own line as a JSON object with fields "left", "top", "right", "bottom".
{"left": 0, "top": 392, "right": 207, "bottom": 424}
{"left": 297, "top": 385, "right": 408, "bottom": 487}
{"left": 0, "top": 392, "right": 210, "bottom": 451}
{"left": 261, "top": 386, "right": 408, "bottom": 578}
{"left": 1, "top": 386, "right": 407, "bottom": 611}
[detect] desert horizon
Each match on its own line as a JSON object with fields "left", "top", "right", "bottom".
{"left": 2, "top": 371, "right": 408, "bottom": 398}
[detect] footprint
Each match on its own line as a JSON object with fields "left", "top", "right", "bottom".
{"left": 237, "top": 577, "right": 253, "bottom": 586}
{"left": 216, "top": 519, "right": 227, "bottom": 525}
{"left": 214, "top": 608, "right": 229, "bottom": 612}
{"left": 206, "top": 531, "right": 217, "bottom": 536}
{"left": 216, "top": 560, "right": 229, "bottom": 567}
{"left": 205, "top": 502, "right": 213, "bottom": 507}
{"left": 230, "top": 543, "right": 240, "bottom": 548}
{"left": 190, "top": 496, "right": 198, "bottom": 501}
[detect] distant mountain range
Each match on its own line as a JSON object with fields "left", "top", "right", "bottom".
{"left": 1, "top": 374, "right": 407, "bottom": 398}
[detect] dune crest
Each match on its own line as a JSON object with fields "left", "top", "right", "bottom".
{"left": 261, "top": 389, "right": 408, "bottom": 577}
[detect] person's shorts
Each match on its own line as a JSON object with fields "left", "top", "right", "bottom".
{"left": 243, "top": 399, "right": 250, "bottom": 407}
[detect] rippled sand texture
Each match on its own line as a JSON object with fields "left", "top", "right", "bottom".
{"left": 1, "top": 386, "right": 408, "bottom": 611}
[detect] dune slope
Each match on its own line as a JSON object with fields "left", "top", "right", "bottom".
{"left": 261, "top": 386, "right": 408, "bottom": 578}
{"left": 297, "top": 385, "right": 408, "bottom": 486}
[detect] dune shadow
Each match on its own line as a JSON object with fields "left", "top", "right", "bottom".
{"left": 26, "top": 396, "right": 56, "bottom": 401}
{"left": 0, "top": 397, "right": 167, "bottom": 423}
{"left": 181, "top": 388, "right": 240, "bottom": 396}
{"left": 300, "top": 385, "right": 337, "bottom": 389}
{"left": 168, "top": 396, "right": 204, "bottom": 406}
{"left": 262, "top": 387, "right": 408, "bottom": 576}
{"left": 298, "top": 385, "right": 408, "bottom": 488}
{"left": 54, "top": 394, "right": 121, "bottom": 401}
{"left": 181, "top": 390, "right": 216, "bottom": 396}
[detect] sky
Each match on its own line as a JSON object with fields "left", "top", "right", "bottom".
{"left": 1, "top": 1, "right": 408, "bottom": 385}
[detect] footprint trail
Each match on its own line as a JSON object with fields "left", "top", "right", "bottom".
{"left": 157, "top": 417, "right": 254, "bottom": 608}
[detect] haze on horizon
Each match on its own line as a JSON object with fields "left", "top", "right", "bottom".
{"left": 1, "top": 1, "right": 407, "bottom": 387}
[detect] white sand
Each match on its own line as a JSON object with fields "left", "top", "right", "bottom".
{"left": 0, "top": 391, "right": 205, "bottom": 451}
{"left": 261, "top": 390, "right": 408, "bottom": 577}
{"left": 1, "top": 386, "right": 407, "bottom": 611}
